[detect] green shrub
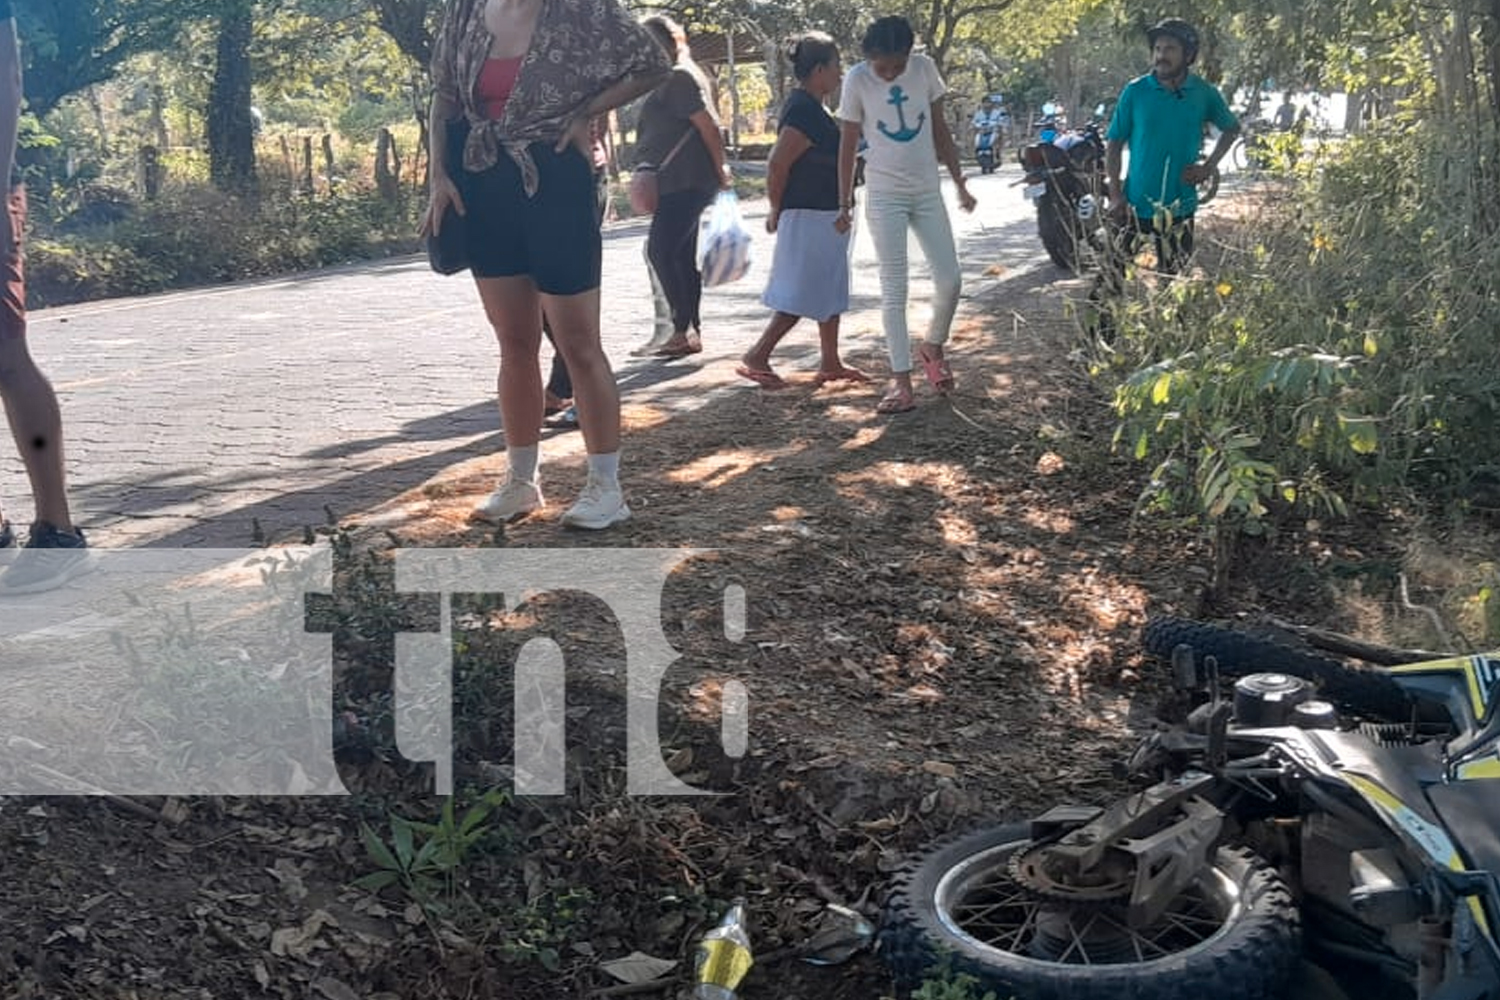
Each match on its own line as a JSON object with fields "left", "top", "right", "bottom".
{"left": 911, "top": 956, "right": 1001, "bottom": 1000}
{"left": 1091, "top": 114, "right": 1500, "bottom": 552}
{"left": 26, "top": 182, "right": 421, "bottom": 307}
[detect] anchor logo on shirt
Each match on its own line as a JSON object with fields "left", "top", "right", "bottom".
{"left": 876, "top": 85, "right": 925, "bottom": 142}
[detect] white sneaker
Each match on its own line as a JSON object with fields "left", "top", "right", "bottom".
{"left": 560, "top": 477, "right": 630, "bottom": 530}
{"left": 472, "top": 478, "right": 543, "bottom": 523}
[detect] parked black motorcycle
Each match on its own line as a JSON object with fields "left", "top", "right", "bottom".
{"left": 1017, "top": 107, "right": 1108, "bottom": 271}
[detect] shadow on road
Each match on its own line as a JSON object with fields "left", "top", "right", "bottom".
{"left": 72, "top": 203, "right": 1096, "bottom": 549}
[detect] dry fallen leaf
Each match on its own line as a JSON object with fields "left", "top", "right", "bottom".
{"left": 269, "top": 909, "right": 338, "bottom": 960}
{"left": 314, "top": 978, "right": 363, "bottom": 1000}
{"left": 599, "top": 951, "right": 679, "bottom": 985}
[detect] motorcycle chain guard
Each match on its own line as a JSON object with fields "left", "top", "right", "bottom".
{"left": 1023, "top": 773, "right": 1225, "bottom": 929}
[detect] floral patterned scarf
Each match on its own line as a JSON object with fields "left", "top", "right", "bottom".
{"left": 432, "top": 0, "right": 668, "bottom": 195}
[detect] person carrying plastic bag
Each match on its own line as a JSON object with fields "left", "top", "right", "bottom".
{"left": 700, "top": 190, "right": 752, "bottom": 286}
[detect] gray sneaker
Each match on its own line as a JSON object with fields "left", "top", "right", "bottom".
{"left": 472, "top": 478, "right": 543, "bottom": 523}
{"left": 560, "top": 477, "right": 630, "bottom": 530}
{"left": 0, "top": 522, "right": 93, "bottom": 595}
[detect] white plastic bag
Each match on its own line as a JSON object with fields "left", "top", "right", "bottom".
{"left": 699, "top": 190, "right": 753, "bottom": 287}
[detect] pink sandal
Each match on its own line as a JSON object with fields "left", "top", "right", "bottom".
{"left": 916, "top": 345, "right": 955, "bottom": 394}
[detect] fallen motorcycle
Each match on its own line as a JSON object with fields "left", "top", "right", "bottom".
{"left": 1017, "top": 107, "right": 1107, "bottom": 271}
{"left": 879, "top": 615, "right": 1500, "bottom": 1000}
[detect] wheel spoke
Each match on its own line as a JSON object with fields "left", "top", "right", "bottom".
{"left": 962, "top": 897, "right": 1042, "bottom": 950}
{"left": 955, "top": 888, "right": 1031, "bottom": 931}
{"left": 1056, "top": 908, "right": 1105, "bottom": 965}
{"left": 1129, "top": 920, "right": 1146, "bottom": 963}
{"left": 1163, "top": 908, "right": 1222, "bottom": 933}
{"left": 1003, "top": 900, "right": 1042, "bottom": 952}
{"left": 1093, "top": 908, "right": 1172, "bottom": 960}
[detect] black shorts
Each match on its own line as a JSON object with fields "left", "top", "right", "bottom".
{"left": 461, "top": 143, "right": 601, "bottom": 295}
{"left": 0, "top": 184, "right": 24, "bottom": 342}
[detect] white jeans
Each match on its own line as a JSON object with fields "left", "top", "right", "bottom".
{"left": 863, "top": 187, "right": 962, "bottom": 374}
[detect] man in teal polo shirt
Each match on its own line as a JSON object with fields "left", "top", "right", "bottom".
{"left": 1104, "top": 18, "right": 1238, "bottom": 274}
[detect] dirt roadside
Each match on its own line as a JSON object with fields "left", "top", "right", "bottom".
{"left": 0, "top": 195, "right": 1431, "bottom": 999}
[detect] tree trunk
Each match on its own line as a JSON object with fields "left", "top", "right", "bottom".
{"left": 87, "top": 87, "right": 110, "bottom": 159}
{"left": 1482, "top": 0, "right": 1500, "bottom": 129}
{"left": 279, "top": 134, "right": 294, "bottom": 192}
{"left": 1053, "top": 39, "right": 1078, "bottom": 128}
{"left": 137, "top": 145, "right": 161, "bottom": 200}
{"left": 725, "top": 33, "right": 740, "bottom": 154}
{"left": 301, "top": 136, "right": 314, "bottom": 194}
{"left": 322, "top": 134, "right": 337, "bottom": 191}
{"left": 764, "top": 37, "right": 784, "bottom": 128}
{"left": 148, "top": 82, "right": 170, "bottom": 151}
{"left": 375, "top": 128, "right": 400, "bottom": 201}
{"left": 207, "top": 0, "right": 256, "bottom": 192}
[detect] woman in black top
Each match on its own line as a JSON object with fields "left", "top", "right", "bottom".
{"left": 735, "top": 32, "right": 867, "bottom": 389}
{"left": 635, "top": 15, "right": 732, "bottom": 358}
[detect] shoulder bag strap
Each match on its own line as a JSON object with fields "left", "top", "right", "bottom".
{"left": 659, "top": 125, "right": 696, "bottom": 169}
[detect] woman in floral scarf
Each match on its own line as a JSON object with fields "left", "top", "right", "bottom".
{"left": 423, "top": 0, "right": 668, "bottom": 530}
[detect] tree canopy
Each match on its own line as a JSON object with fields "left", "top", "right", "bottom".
{"left": 14, "top": 0, "right": 219, "bottom": 116}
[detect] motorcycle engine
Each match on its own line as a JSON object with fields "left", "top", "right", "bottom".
{"left": 1233, "top": 672, "right": 1312, "bottom": 727}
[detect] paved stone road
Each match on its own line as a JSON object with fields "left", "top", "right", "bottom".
{"left": 5, "top": 167, "right": 1051, "bottom": 547}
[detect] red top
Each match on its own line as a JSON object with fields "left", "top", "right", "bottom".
{"left": 476, "top": 57, "right": 524, "bottom": 121}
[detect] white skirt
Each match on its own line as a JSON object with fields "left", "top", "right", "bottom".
{"left": 761, "top": 208, "right": 851, "bottom": 322}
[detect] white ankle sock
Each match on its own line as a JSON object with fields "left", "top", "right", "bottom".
{"left": 587, "top": 451, "right": 620, "bottom": 485}
{"left": 508, "top": 445, "right": 540, "bottom": 484}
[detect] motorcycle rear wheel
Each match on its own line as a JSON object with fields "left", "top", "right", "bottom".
{"left": 1142, "top": 615, "right": 1417, "bottom": 722}
{"left": 1037, "top": 197, "right": 1080, "bottom": 270}
{"left": 1199, "top": 165, "right": 1221, "bottom": 205}
{"left": 880, "top": 823, "right": 1300, "bottom": 1000}
{"left": 1231, "top": 136, "right": 1250, "bottom": 171}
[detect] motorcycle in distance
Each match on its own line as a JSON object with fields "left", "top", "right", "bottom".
{"left": 972, "top": 97, "right": 1008, "bottom": 175}
{"left": 879, "top": 615, "right": 1500, "bottom": 1000}
{"left": 1017, "top": 104, "right": 1108, "bottom": 272}
{"left": 974, "top": 121, "right": 1000, "bottom": 174}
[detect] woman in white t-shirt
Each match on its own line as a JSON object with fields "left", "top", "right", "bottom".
{"left": 836, "top": 16, "right": 975, "bottom": 413}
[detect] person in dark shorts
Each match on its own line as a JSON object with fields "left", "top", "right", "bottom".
{"left": 0, "top": 2, "right": 91, "bottom": 593}
{"left": 542, "top": 114, "right": 614, "bottom": 428}
{"left": 423, "top": 0, "right": 668, "bottom": 529}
